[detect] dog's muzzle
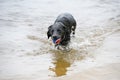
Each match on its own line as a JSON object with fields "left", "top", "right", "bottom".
{"left": 52, "top": 36, "right": 61, "bottom": 45}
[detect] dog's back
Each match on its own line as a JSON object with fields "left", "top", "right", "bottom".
{"left": 55, "top": 13, "right": 76, "bottom": 29}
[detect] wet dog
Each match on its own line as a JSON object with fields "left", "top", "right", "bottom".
{"left": 47, "top": 13, "right": 76, "bottom": 49}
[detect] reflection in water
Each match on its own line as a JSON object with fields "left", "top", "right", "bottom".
{"left": 50, "top": 58, "right": 70, "bottom": 77}
{"left": 49, "top": 49, "right": 79, "bottom": 77}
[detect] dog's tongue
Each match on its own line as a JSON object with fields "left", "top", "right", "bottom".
{"left": 55, "top": 38, "right": 61, "bottom": 44}
{"left": 53, "top": 38, "right": 61, "bottom": 44}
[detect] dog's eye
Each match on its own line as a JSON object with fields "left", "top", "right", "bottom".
{"left": 51, "top": 30, "right": 54, "bottom": 33}
{"left": 57, "top": 29, "right": 61, "bottom": 33}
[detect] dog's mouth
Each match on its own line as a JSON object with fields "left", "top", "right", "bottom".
{"left": 52, "top": 37, "right": 61, "bottom": 45}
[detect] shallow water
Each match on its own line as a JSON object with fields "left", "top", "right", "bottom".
{"left": 0, "top": 0, "right": 120, "bottom": 80}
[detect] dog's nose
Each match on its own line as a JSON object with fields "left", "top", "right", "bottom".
{"left": 52, "top": 36, "right": 57, "bottom": 39}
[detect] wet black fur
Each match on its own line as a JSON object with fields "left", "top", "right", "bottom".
{"left": 47, "top": 13, "right": 76, "bottom": 46}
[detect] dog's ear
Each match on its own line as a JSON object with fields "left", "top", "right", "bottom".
{"left": 47, "top": 25, "right": 52, "bottom": 39}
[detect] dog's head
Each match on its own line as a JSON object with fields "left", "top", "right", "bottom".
{"left": 47, "top": 22, "right": 69, "bottom": 45}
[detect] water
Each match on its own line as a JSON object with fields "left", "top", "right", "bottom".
{"left": 0, "top": 0, "right": 120, "bottom": 80}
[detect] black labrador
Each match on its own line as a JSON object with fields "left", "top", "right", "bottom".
{"left": 47, "top": 13, "right": 76, "bottom": 48}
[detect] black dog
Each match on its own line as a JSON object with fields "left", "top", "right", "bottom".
{"left": 47, "top": 13, "right": 76, "bottom": 48}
